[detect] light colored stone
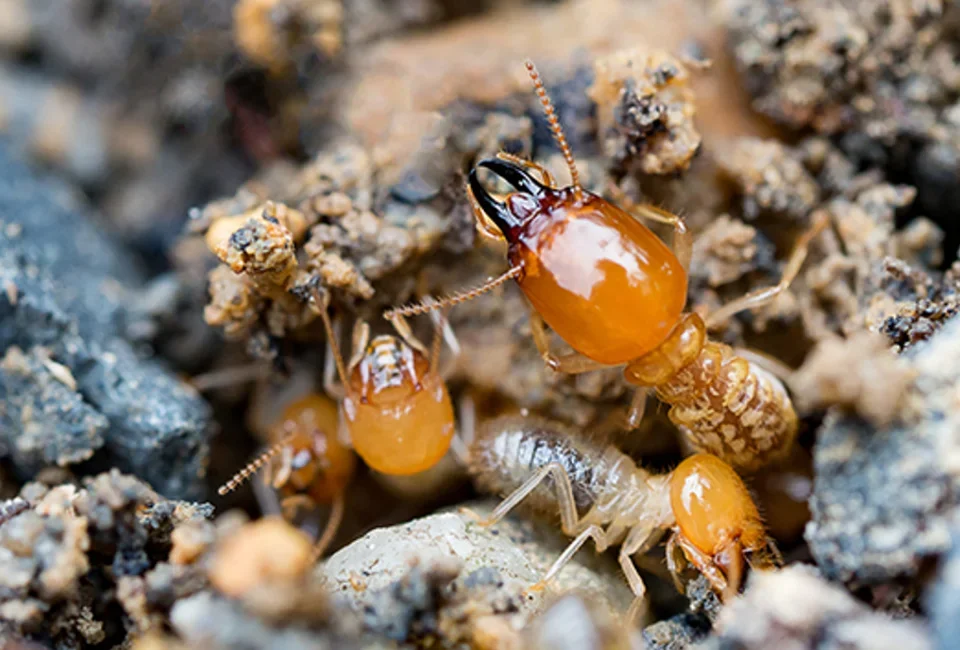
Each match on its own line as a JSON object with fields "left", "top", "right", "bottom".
{"left": 319, "top": 499, "right": 634, "bottom": 620}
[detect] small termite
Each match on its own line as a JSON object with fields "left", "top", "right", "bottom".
{"left": 464, "top": 415, "right": 778, "bottom": 615}
{"left": 218, "top": 393, "right": 356, "bottom": 561}
{"left": 386, "top": 60, "right": 828, "bottom": 472}
{"left": 664, "top": 453, "right": 773, "bottom": 599}
{"left": 311, "top": 289, "right": 461, "bottom": 477}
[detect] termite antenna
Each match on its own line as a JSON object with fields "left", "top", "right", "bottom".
{"left": 427, "top": 299, "right": 447, "bottom": 376}
{"left": 310, "top": 285, "right": 350, "bottom": 387}
{"left": 525, "top": 59, "right": 580, "bottom": 190}
{"left": 218, "top": 434, "right": 294, "bottom": 496}
{"left": 384, "top": 266, "right": 522, "bottom": 320}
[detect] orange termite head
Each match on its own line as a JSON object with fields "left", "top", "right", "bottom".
{"left": 468, "top": 158, "right": 562, "bottom": 244}
{"left": 269, "top": 394, "right": 356, "bottom": 503}
{"left": 341, "top": 334, "right": 455, "bottom": 476}
{"left": 218, "top": 393, "right": 355, "bottom": 503}
{"left": 668, "top": 454, "right": 773, "bottom": 599}
{"left": 669, "top": 454, "right": 767, "bottom": 555}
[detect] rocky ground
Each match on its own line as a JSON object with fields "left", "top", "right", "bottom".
{"left": 1, "top": 0, "right": 959, "bottom": 648}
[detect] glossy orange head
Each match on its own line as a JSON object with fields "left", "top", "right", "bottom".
{"left": 342, "top": 335, "right": 455, "bottom": 476}
{"left": 386, "top": 61, "right": 686, "bottom": 366}
{"left": 469, "top": 158, "right": 688, "bottom": 365}
{"left": 269, "top": 394, "right": 356, "bottom": 503}
{"left": 669, "top": 454, "right": 767, "bottom": 559}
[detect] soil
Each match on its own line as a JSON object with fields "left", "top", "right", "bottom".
{"left": 0, "top": 0, "right": 957, "bottom": 648}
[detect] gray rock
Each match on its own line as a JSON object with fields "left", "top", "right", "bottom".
{"left": 642, "top": 613, "right": 710, "bottom": 650}
{"left": 0, "top": 141, "right": 211, "bottom": 498}
{"left": 805, "top": 315, "right": 960, "bottom": 584}
{"left": 0, "top": 346, "right": 107, "bottom": 471}
{"left": 320, "top": 500, "right": 635, "bottom": 626}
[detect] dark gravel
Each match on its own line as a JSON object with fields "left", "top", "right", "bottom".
{"left": 0, "top": 141, "right": 211, "bottom": 499}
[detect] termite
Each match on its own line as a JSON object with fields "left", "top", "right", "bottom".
{"left": 464, "top": 416, "right": 777, "bottom": 616}
{"left": 387, "top": 60, "right": 827, "bottom": 472}
{"left": 310, "top": 288, "right": 462, "bottom": 477}
{"left": 218, "top": 392, "right": 356, "bottom": 561}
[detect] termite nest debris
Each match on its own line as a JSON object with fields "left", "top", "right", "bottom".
{"left": 2, "top": 0, "right": 960, "bottom": 648}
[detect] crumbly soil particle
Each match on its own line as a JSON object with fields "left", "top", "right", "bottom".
{"left": 590, "top": 48, "right": 702, "bottom": 175}
{"left": 789, "top": 330, "right": 915, "bottom": 427}
{"left": 806, "top": 316, "right": 960, "bottom": 585}
{"left": 700, "top": 565, "right": 932, "bottom": 650}
{"left": 0, "top": 0, "right": 959, "bottom": 648}
{"left": 0, "top": 471, "right": 213, "bottom": 648}
{"left": 724, "top": 0, "right": 960, "bottom": 252}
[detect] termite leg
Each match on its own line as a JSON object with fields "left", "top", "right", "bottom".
{"left": 311, "top": 491, "right": 346, "bottom": 562}
{"left": 673, "top": 532, "right": 730, "bottom": 599}
{"left": 279, "top": 494, "right": 315, "bottom": 521}
{"left": 478, "top": 462, "right": 581, "bottom": 537}
{"left": 626, "top": 202, "right": 693, "bottom": 274}
{"left": 618, "top": 521, "right": 673, "bottom": 623}
{"left": 388, "top": 310, "right": 430, "bottom": 357}
{"left": 607, "top": 183, "right": 692, "bottom": 273}
{"left": 718, "top": 539, "right": 744, "bottom": 603}
{"left": 625, "top": 596, "right": 649, "bottom": 626}
{"left": 617, "top": 521, "right": 659, "bottom": 598}
{"left": 348, "top": 320, "right": 370, "bottom": 369}
{"left": 745, "top": 537, "right": 783, "bottom": 572}
{"left": 316, "top": 294, "right": 350, "bottom": 399}
{"left": 389, "top": 295, "right": 461, "bottom": 378}
{"left": 705, "top": 212, "right": 829, "bottom": 330}
{"left": 494, "top": 151, "right": 557, "bottom": 188}
{"left": 625, "top": 387, "right": 650, "bottom": 429}
{"left": 309, "top": 286, "right": 343, "bottom": 378}
{"left": 322, "top": 347, "right": 346, "bottom": 401}
{"left": 620, "top": 522, "right": 661, "bottom": 623}
{"left": 322, "top": 342, "right": 343, "bottom": 400}
{"left": 190, "top": 363, "right": 270, "bottom": 392}
{"left": 430, "top": 306, "right": 461, "bottom": 380}
{"left": 529, "top": 309, "right": 612, "bottom": 374}
{"left": 449, "top": 394, "right": 475, "bottom": 466}
{"left": 664, "top": 534, "right": 687, "bottom": 593}
{"left": 528, "top": 524, "right": 619, "bottom": 592}
{"left": 766, "top": 537, "right": 785, "bottom": 566}
{"left": 734, "top": 347, "right": 795, "bottom": 382}
{"left": 324, "top": 318, "right": 366, "bottom": 401}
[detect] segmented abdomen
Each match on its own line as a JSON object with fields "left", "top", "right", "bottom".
{"left": 656, "top": 342, "right": 797, "bottom": 472}
{"left": 468, "top": 416, "right": 628, "bottom": 517}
